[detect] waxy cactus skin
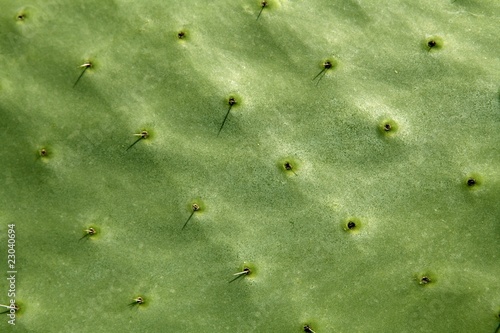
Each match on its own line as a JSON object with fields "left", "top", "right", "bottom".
{"left": 0, "top": 0, "right": 499, "bottom": 332}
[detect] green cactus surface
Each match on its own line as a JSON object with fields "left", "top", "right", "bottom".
{"left": 0, "top": 0, "right": 499, "bottom": 332}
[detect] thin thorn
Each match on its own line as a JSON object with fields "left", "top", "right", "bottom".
{"left": 73, "top": 66, "right": 88, "bottom": 88}
{"left": 256, "top": 7, "right": 264, "bottom": 20}
{"left": 304, "top": 325, "right": 317, "bottom": 333}
{"left": 312, "top": 61, "right": 332, "bottom": 85}
{"left": 79, "top": 228, "right": 96, "bottom": 240}
{"left": 312, "top": 67, "right": 326, "bottom": 81}
{"left": 228, "top": 275, "right": 245, "bottom": 283}
{"left": 73, "top": 63, "right": 91, "bottom": 88}
{"left": 126, "top": 131, "right": 148, "bottom": 151}
{"left": 256, "top": 2, "right": 267, "bottom": 20}
{"left": 217, "top": 105, "right": 233, "bottom": 136}
{"left": 182, "top": 204, "right": 199, "bottom": 230}
{"left": 79, "top": 233, "right": 90, "bottom": 241}
{"left": 312, "top": 67, "right": 328, "bottom": 86}
{"left": 229, "top": 276, "right": 241, "bottom": 283}
{"left": 0, "top": 304, "right": 18, "bottom": 314}
{"left": 128, "top": 297, "right": 144, "bottom": 306}
{"left": 126, "top": 137, "right": 143, "bottom": 151}
{"left": 315, "top": 69, "right": 328, "bottom": 86}
{"left": 182, "top": 211, "right": 195, "bottom": 230}
{"left": 288, "top": 166, "right": 297, "bottom": 176}
{"left": 229, "top": 267, "right": 250, "bottom": 283}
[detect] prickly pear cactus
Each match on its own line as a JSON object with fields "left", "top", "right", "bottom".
{"left": 0, "top": 0, "right": 499, "bottom": 332}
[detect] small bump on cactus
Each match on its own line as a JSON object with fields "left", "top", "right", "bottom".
{"left": 278, "top": 157, "right": 301, "bottom": 177}
{"left": 424, "top": 36, "right": 444, "bottom": 52}
{"left": 419, "top": 276, "right": 431, "bottom": 285}
{"left": 464, "top": 173, "right": 483, "bottom": 191}
{"left": 415, "top": 272, "right": 436, "bottom": 287}
{"left": 378, "top": 118, "right": 399, "bottom": 136}
{"left": 38, "top": 148, "right": 48, "bottom": 157}
{"left": 343, "top": 217, "right": 363, "bottom": 234}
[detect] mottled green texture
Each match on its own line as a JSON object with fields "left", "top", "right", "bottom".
{"left": 0, "top": 0, "right": 499, "bottom": 332}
